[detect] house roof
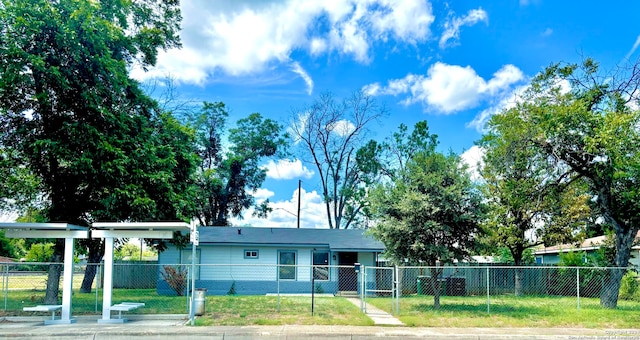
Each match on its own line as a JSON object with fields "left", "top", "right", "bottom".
{"left": 197, "top": 227, "right": 385, "bottom": 252}
{"left": 534, "top": 231, "right": 640, "bottom": 255}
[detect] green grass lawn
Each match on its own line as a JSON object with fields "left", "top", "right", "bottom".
{"left": 196, "top": 295, "right": 373, "bottom": 326}
{"left": 0, "top": 289, "right": 372, "bottom": 326}
{"left": 366, "top": 295, "right": 640, "bottom": 328}
{"left": 3, "top": 288, "right": 640, "bottom": 328}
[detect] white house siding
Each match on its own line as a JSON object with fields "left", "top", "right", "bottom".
{"left": 537, "top": 248, "right": 640, "bottom": 267}
{"left": 198, "top": 245, "right": 278, "bottom": 281}
{"left": 188, "top": 245, "right": 332, "bottom": 282}
{"left": 158, "top": 245, "right": 380, "bottom": 295}
{"left": 160, "top": 247, "right": 181, "bottom": 264}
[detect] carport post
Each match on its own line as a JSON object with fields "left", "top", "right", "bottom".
{"left": 189, "top": 220, "right": 197, "bottom": 325}
{"left": 4, "top": 264, "right": 8, "bottom": 310}
{"left": 101, "top": 237, "right": 114, "bottom": 321}
{"left": 394, "top": 265, "right": 399, "bottom": 315}
{"left": 61, "top": 237, "right": 75, "bottom": 322}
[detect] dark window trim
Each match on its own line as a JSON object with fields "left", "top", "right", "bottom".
{"left": 312, "top": 250, "right": 330, "bottom": 281}
{"left": 278, "top": 250, "right": 297, "bottom": 281}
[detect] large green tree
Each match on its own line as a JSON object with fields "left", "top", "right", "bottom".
{"left": 479, "top": 108, "right": 591, "bottom": 295}
{"left": 0, "top": 0, "right": 183, "bottom": 302}
{"left": 191, "top": 102, "right": 288, "bottom": 226}
{"left": 371, "top": 121, "right": 439, "bottom": 181}
{"left": 353, "top": 121, "right": 439, "bottom": 228}
{"left": 498, "top": 58, "right": 640, "bottom": 308}
{"left": 368, "top": 150, "right": 485, "bottom": 309}
{"left": 77, "top": 110, "right": 197, "bottom": 293}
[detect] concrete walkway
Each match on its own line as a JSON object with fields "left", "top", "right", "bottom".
{"left": 345, "top": 297, "right": 405, "bottom": 326}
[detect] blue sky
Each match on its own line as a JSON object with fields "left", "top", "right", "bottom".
{"left": 129, "top": 0, "right": 640, "bottom": 229}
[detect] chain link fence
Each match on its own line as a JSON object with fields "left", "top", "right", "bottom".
{"left": 0, "top": 262, "right": 362, "bottom": 317}
{"left": 2, "top": 262, "right": 638, "bottom": 319}
{"left": 364, "top": 265, "right": 640, "bottom": 315}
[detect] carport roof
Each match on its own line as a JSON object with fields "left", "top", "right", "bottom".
{"left": 198, "top": 227, "right": 384, "bottom": 252}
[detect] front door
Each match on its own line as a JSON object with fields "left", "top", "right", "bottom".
{"left": 338, "top": 252, "right": 358, "bottom": 291}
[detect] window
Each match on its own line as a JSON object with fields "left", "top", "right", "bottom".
{"left": 313, "top": 251, "right": 329, "bottom": 280}
{"left": 278, "top": 250, "right": 297, "bottom": 280}
{"left": 244, "top": 249, "right": 259, "bottom": 259}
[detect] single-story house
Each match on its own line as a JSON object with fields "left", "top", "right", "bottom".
{"left": 534, "top": 231, "right": 640, "bottom": 267}
{"left": 158, "top": 227, "right": 385, "bottom": 295}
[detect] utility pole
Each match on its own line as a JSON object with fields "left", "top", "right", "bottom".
{"left": 297, "top": 180, "right": 301, "bottom": 229}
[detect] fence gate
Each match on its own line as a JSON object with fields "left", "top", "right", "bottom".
{"left": 363, "top": 266, "right": 397, "bottom": 314}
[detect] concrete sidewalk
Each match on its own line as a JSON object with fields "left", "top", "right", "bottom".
{"left": 1, "top": 315, "right": 637, "bottom": 339}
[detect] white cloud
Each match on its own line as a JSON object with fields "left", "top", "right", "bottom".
{"left": 253, "top": 188, "right": 275, "bottom": 201}
{"left": 366, "top": 62, "right": 525, "bottom": 114}
{"left": 291, "top": 61, "right": 314, "bottom": 95}
{"left": 362, "top": 82, "right": 381, "bottom": 96}
{"left": 466, "top": 76, "right": 570, "bottom": 132}
{"left": 460, "top": 145, "right": 484, "bottom": 182}
{"left": 310, "top": 37, "right": 328, "bottom": 55}
{"left": 131, "top": 0, "right": 435, "bottom": 85}
{"left": 0, "top": 211, "right": 18, "bottom": 222}
{"left": 541, "top": 28, "right": 553, "bottom": 37}
{"left": 485, "top": 65, "right": 525, "bottom": 94}
{"left": 264, "top": 159, "right": 315, "bottom": 180}
{"left": 369, "top": 0, "right": 435, "bottom": 43}
{"left": 625, "top": 35, "right": 640, "bottom": 61}
{"left": 331, "top": 119, "right": 356, "bottom": 136}
{"left": 627, "top": 97, "right": 640, "bottom": 111}
{"left": 230, "top": 188, "right": 328, "bottom": 228}
{"left": 439, "top": 8, "right": 488, "bottom": 49}
{"left": 466, "top": 85, "right": 526, "bottom": 132}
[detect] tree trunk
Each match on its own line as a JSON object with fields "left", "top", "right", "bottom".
{"left": 429, "top": 267, "right": 442, "bottom": 310}
{"left": 600, "top": 268, "right": 624, "bottom": 308}
{"left": 514, "top": 267, "right": 523, "bottom": 296}
{"left": 599, "top": 226, "right": 636, "bottom": 308}
{"left": 511, "top": 240, "right": 525, "bottom": 297}
{"left": 513, "top": 254, "right": 524, "bottom": 296}
{"left": 80, "top": 239, "right": 104, "bottom": 293}
{"left": 44, "top": 239, "right": 64, "bottom": 304}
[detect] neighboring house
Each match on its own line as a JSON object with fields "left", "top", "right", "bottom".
{"left": 158, "top": 227, "right": 385, "bottom": 295}
{"left": 534, "top": 232, "right": 640, "bottom": 267}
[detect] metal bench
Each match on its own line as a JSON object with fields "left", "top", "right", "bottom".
{"left": 108, "top": 302, "right": 145, "bottom": 322}
{"left": 23, "top": 305, "right": 63, "bottom": 324}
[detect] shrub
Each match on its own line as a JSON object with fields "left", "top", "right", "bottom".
{"left": 227, "top": 281, "right": 237, "bottom": 295}
{"left": 555, "top": 250, "right": 605, "bottom": 297}
{"left": 25, "top": 243, "right": 54, "bottom": 262}
{"left": 160, "top": 265, "right": 187, "bottom": 296}
{"left": 619, "top": 271, "right": 639, "bottom": 301}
